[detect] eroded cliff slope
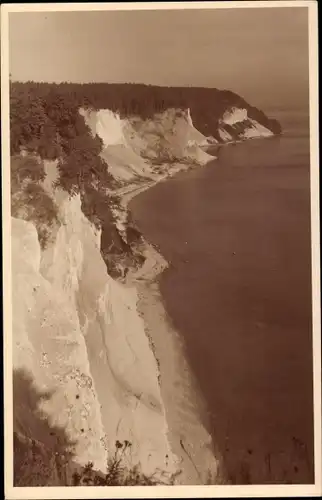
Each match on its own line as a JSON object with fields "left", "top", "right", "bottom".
{"left": 12, "top": 180, "right": 177, "bottom": 485}
{"left": 10, "top": 81, "right": 281, "bottom": 486}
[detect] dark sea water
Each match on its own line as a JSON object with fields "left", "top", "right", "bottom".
{"left": 130, "top": 109, "right": 314, "bottom": 484}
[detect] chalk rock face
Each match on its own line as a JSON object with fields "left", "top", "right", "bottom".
{"left": 12, "top": 214, "right": 107, "bottom": 468}
{"left": 12, "top": 191, "right": 177, "bottom": 482}
{"left": 81, "top": 107, "right": 214, "bottom": 181}
{"left": 216, "top": 106, "right": 274, "bottom": 142}
{"left": 81, "top": 102, "right": 279, "bottom": 183}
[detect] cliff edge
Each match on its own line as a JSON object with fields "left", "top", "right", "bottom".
{"left": 9, "top": 81, "right": 281, "bottom": 486}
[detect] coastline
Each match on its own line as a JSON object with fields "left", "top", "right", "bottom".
{"left": 111, "top": 129, "right": 282, "bottom": 483}
{"left": 116, "top": 160, "right": 224, "bottom": 485}
{"left": 122, "top": 126, "right": 314, "bottom": 485}
{"left": 135, "top": 280, "right": 224, "bottom": 485}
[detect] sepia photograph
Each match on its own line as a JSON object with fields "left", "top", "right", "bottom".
{"left": 1, "top": 1, "right": 321, "bottom": 498}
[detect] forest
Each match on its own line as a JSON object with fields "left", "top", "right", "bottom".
{"left": 10, "top": 80, "right": 282, "bottom": 162}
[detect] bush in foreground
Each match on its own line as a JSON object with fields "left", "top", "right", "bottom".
{"left": 72, "top": 440, "right": 181, "bottom": 486}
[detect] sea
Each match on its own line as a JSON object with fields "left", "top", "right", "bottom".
{"left": 130, "top": 108, "right": 315, "bottom": 484}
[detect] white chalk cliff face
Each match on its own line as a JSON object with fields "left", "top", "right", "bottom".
{"left": 217, "top": 106, "right": 274, "bottom": 142}
{"left": 80, "top": 107, "right": 214, "bottom": 182}
{"left": 80, "top": 105, "right": 276, "bottom": 182}
{"left": 12, "top": 186, "right": 177, "bottom": 482}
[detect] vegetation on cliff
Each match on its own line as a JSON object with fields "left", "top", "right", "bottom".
{"left": 10, "top": 81, "right": 281, "bottom": 161}
{"left": 14, "top": 369, "right": 176, "bottom": 486}
{"left": 9, "top": 78, "right": 282, "bottom": 276}
{"left": 10, "top": 82, "right": 148, "bottom": 275}
{"left": 11, "top": 154, "right": 60, "bottom": 249}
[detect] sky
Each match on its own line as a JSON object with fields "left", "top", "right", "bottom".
{"left": 9, "top": 6, "right": 309, "bottom": 111}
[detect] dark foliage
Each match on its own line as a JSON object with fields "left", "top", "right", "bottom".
{"left": 10, "top": 81, "right": 117, "bottom": 197}
{"left": 10, "top": 80, "right": 280, "bottom": 275}
{"left": 10, "top": 81, "right": 281, "bottom": 167}
{"left": 13, "top": 368, "right": 77, "bottom": 486}
{"left": 10, "top": 154, "right": 59, "bottom": 249}
{"left": 13, "top": 370, "right": 171, "bottom": 487}
{"left": 72, "top": 440, "right": 181, "bottom": 486}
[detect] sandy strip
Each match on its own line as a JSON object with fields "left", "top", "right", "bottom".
{"left": 135, "top": 280, "right": 223, "bottom": 485}
{"left": 116, "top": 163, "right": 225, "bottom": 485}
{"left": 114, "top": 160, "right": 205, "bottom": 208}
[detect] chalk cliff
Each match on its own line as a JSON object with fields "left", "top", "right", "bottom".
{"left": 80, "top": 107, "right": 214, "bottom": 182}
{"left": 10, "top": 83, "right": 281, "bottom": 485}
{"left": 12, "top": 186, "right": 177, "bottom": 485}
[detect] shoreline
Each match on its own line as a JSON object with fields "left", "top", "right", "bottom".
{"left": 136, "top": 280, "right": 223, "bottom": 485}
{"left": 110, "top": 131, "right": 280, "bottom": 483}
{"left": 115, "top": 160, "right": 225, "bottom": 485}
{"left": 123, "top": 127, "right": 314, "bottom": 485}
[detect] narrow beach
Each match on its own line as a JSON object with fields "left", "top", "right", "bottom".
{"left": 118, "top": 166, "right": 224, "bottom": 485}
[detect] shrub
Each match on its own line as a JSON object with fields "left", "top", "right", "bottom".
{"left": 72, "top": 440, "right": 179, "bottom": 486}
{"left": 11, "top": 155, "right": 59, "bottom": 249}
{"left": 11, "top": 154, "right": 45, "bottom": 186}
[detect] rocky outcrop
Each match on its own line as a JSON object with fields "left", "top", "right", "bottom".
{"left": 215, "top": 106, "right": 275, "bottom": 142}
